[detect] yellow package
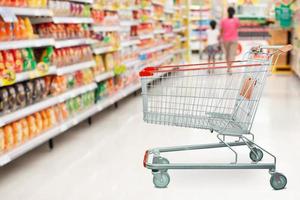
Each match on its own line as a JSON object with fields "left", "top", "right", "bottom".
{"left": 0, "top": 128, "right": 5, "bottom": 153}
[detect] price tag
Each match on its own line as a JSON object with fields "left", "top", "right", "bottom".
{"left": 0, "top": 69, "right": 16, "bottom": 86}
{"left": 0, "top": 8, "right": 17, "bottom": 23}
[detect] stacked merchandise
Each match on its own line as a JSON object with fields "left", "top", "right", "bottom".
{"left": 189, "top": 0, "right": 211, "bottom": 51}
{"left": 0, "top": 0, "right": 188, "bottom": 165}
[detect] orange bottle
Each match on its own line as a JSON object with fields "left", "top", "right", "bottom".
{"left": 26, "top": 115, "right": 37, "bottom": 138}
{"left": 12, "top": 121, "right": 23, "bottom": 145}
{"left": 13, "top": 19, "right": 22, "bottom": 40}
{"left": 0, "top": 128, "right": 5, "bottom": 153}
{"left": 4, "top": 124, "right": 14, "bottom": 150}
{"left": 34, "top": 112, "right": 43, "bottom": 134}
{"left": 20, "top": 118, "right": 29, "bottom": 142}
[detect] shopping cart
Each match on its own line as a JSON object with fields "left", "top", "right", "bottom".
{"left": 140, "top": 45, "right": 293, "bottom": 190}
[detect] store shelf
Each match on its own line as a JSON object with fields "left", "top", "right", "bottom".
{"left": 0, "top": 6, "right": 53, "bottom": 17}
{"left": 140, "top": 43, "right": 173, "bottom": 55}
{"left": 92, "top": 46, "right": 117, "bottom": 54}
{"left": 151, "top": 53, "right": 174, "bottom": 66}
{"left": 0, "top": 105, "right": 97, "bottom": 166}
{"left": 69, "top": 0, "right": 93, "bottom": 4}
{"left": 120, "top": 20, "right": 140, "bottom": 26}
{"left": 154, "top": 29, "right": 166, "bottom": 34}
{"left": 55, "top": 38, "right": 94, "bottom": 49}
{"left": 139, "top": 34, "right": 154, "bottom": 40}
{"left": 121, "top": 39, "right": 140, "bottom": 47}
{"left": 164, "top": 33, "right": 175, "bottom": 38}
{"left": 92, "top": 25, "right": 121, "bottom": 32}
{"left": 173, "top": 49, "right": 186, "bottom": 55}
{"left": 0, "top": 38, "right": 55, "bottom": 50}
{"left": 95, "top": 71, "right": 114, "bottom": 82}
{"left": 0, "top": 66, "right": 56, "bottom": 87}
{"left": 123, "top": 59, "right": 141, "bottom": 68}
{"left": 173, "top": 27, "right": 186, "bottom": 32}
{"left": 152, "top": 1, "right": 164, "bottom": 6}
{"left": 96, "top": 83, "right": 141, "bottom": 111}
{"left": 56, "top": 60, "right": 96, "bottom": 76}
{"left": 0, "top": 83, "right": 97, "bottom": 127}
{"left": 164, "top": 8, "right": 174, "bottom": 14}
{"left": 31, "top": 16, "right": 94, "bottom": 24}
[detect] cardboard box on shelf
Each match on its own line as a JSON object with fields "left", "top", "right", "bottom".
{"left": 268, "top": 29, "right": 288, "bottom": 45}
{"left": 274, "top": 52, "right": 288, "bottom": 67}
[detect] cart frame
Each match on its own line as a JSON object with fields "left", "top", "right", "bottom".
{"left": 140, "top": 45, "right": 292, "bottom": 190}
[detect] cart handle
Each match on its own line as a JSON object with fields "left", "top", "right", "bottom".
{"left": 258, "top": 44, "right": 293, "bottom": 53}
{"left": 139, "top": 63, "right": 263, "bottom": 77}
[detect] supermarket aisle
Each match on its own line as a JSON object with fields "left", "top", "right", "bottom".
{"left": 0, "top": 74, "right": 300, "bottom": 199}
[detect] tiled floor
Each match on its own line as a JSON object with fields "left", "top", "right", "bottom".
{"left": 0, "top": 55, "right": 300, "bottom": 200}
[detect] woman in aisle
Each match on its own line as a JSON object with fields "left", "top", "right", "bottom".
{"left": 220, "top": 7, "right": 240, "bottom": 73}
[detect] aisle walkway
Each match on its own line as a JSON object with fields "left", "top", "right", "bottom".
{"left": 0, "top": 67, "right": 300, "bottom": 199}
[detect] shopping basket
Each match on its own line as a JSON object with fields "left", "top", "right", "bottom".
{"left": 140, "top": 45, "right": 293, "bottom": 190}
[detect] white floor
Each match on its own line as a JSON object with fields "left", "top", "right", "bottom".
{"left": 1, "top": 57, "right": 300, "bottom": 200}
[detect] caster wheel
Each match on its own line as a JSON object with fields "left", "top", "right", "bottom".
{"left": 153, "top": 172, "right": 170, "bottom": 188}
{"left": 249, "top": 148, "right": 263, "bottom": 162}
{"left": 152, "top": 157, "right": 169, "bottom": 172}
{"left": 270, "top": 173, "right": 287, "bottom": 190}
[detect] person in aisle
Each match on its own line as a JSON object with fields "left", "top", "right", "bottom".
{"left": 220, "top": 6, "right": 240, "bottom": 74}
{"left": 206, "top": 20, "right": 220, "bottom": 74}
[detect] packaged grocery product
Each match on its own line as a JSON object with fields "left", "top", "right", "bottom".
{"left": 11, "top": 50, "right": 23, "bottom": 73}
{"left": 75, "top": 70, "right": 84, "bottom": 86}
{"left": 104, "top": 53, "right": 115, "bottom": 71}
{"left": 18, "top": 18, "right": 27, "bottom": 39}
{"left": 39, "top": 78, "right": 47, "bottom": 99}
{"left": 20, "top": 118, "right": 29, "bottom": 141}
{"left": 24, "top": 81, "right": 34, "bottom": 105}
{"left": 21, "top": 48, "right": 36, "bottom": 71}
{"left": 32, "top": 79, "right": 42, "bottom": 102}
{"left": 0, "top": 20, "right": 8, "bottom": 41}
{"left": 2, "top": 50, "right": 16, "bottom": 72}
{"left": 44, "top": 76, "right": 52, "bottom": 96}
{"left": 12, "top": 121, "right": 23, "bottom": 145}
{"left": 53, "top": 105, "right": 63, "bottom": 123}
{"left": 58, "top": 103, "right": 69, "bottom": 120}
{"left": 46, "top": 108, "right": 57, "bottom": 127}
{"left": 0, "top": 128, "right": 5, "bottom": 153}
{"left": 41, "top": 110, "right": 49, "bottom": 130}
{"left": 5, "top": 23, "right": 13, "bottom": 41}
{"left": 8, "top": 86, "right": 17, "bottom": 111}
{"left": 40, "top": 47, "right": 54, "bottom": 64}
{"left": 27, "top": 115, "right": 37, "bottom": 138}
{"left": 4, "top": 124, "right": 14, "bottom": 150}
{"left": 15, "top": 83, "right": 26, "bottom": 108}
{"left": 34, "top": 112, "right": 43, "bottom": 133}
{"left": 0, "top": 52, "right": 5, "bottom": 73}
{"left": 94, "top": 55, "right": 106, "bottom": 74}
{"left": 0, "top": 88, "right": 9, "bottom": 114}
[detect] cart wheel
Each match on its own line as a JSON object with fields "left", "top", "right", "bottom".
{"left": 153, "top": 172, "right": 170, "bottom": 188}
{"left": 249, "top": 147, "right": 263, "bottom": 162}
{"left": 152, "top": 157, "right": 169, "bottom": 172}
{"left": 270, "top": 173, "right": 287, "bottom": 190}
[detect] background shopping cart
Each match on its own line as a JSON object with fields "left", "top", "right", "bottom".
{"left": 140, "top": 45, "right": 292, "bottom": 190}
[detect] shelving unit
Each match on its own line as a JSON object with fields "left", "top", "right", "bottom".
{"left": 0, "top": 0, "right": 190, "bottom": 166}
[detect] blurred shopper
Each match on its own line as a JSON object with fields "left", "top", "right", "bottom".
{"left": 220, "top": 7, "right": 240, "bottom": 73}
{"left": 206, "top": 20, "right": 219, "bottom": 73}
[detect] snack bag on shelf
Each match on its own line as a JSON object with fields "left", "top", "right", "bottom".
{"left": 0, "top": 128, "right": 5, "bottom": 153}
{"left": 46, "top": 108, "right": 57, "bottom": 127}
{"left": 53, "top": 105, "right": 63, "bottom": 123}
{"left": 4, "top": 124, "right": 14, "bottom": 150}
{"left": 15, "top": 83, "right": 26, "bottom": 109}
{"left": 24, "top": 81, "right": 34, "bottom": 105}
{"left": 32, "top": 79, "right": 42, "bottom": 102}
{"left": 94, "top": 55, "right": 106, "bottom": 74}
{"left": 11, "top": 50, "right": 23, "bottom": 73}
{"left": 27, "top": 115, "right": 37, "bottom": 138}
{"left": 2, "top": 51, "right": 16, "bottom": 72}
{"left": 8, "top": 86, "right": 17, "bottom": 111}
{"left": 20, "top": 118, "right": 29, "bottom": 141}
{"left": 0, "top": 88, "right": 9, "bottom": 115}
{"left": 58, "top": 103, "right": 69, "bottom": 120}
{"left": 104, "top": 53, "right": 115, "bottom": 71}
{"left": 12, "top": 121, "right": 23, "bottom": 145}
{"left": 34, "top": 112, "right": 43, "bottom": 134}
{"left": 41, "top": 110, "right": 49, "bottom": 130}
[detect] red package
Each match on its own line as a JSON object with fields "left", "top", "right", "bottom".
{"left": 11, "top": 50, "right": 23, "bottom": 73}
{"left": 2, "top": 50, "right": 16, "bottom": 72}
